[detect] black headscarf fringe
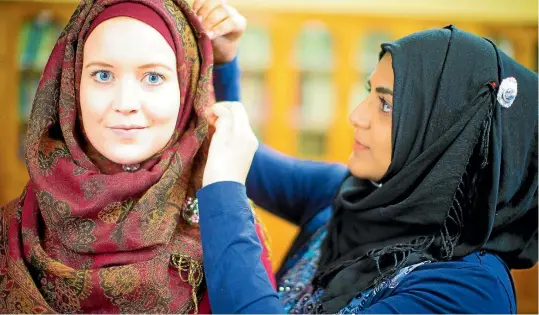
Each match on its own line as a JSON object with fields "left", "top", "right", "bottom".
{"left": 314, "top": 93, "right": 495, "bottom": 314}
{"left": 366, "top": 86, "right": 496, "bottom": 290}
{"left": 313, "top": 88, "right": 496, "bottom": 315}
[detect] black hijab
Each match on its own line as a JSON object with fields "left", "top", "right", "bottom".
{"left": 316, "top": 25, "right": 538, "bottom": 313}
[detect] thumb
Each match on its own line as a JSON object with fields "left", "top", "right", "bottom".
{"left": 205, "top": 106, "right": 218, "bottom": 127}
{"left": 212, "top": 102, "right": 233, "bottom": 134}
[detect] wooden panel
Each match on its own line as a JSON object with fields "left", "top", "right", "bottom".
{"left": 513, "top": 266, "right": 538, "bottom": 314}
{"left": 263, "top": 19, "right": 300, "bottom": 154}
{"left": 325, "top": 23, "right": 354, "bottom": 163}
{"left": 0, "top": 1, "right": 75, "bottom": 204}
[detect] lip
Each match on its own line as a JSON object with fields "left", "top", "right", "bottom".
{"left": 108, "top": 125, "right": 146, "bottom": 139}
{"left": 109, "top": 124, "right": 146, "bottom": 130}
{"left": 353, "top": 139, "right": 369, "bottom": 151}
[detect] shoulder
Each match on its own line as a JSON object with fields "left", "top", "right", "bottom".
{"left": 0, "top": 197, "right": 22, "bottom": 256}
{"left": 379, "top": 252, "right": 515, "bottom": 314}
{"left": 1, "top": 197, "right": 21, "bottom": 219}
{"left": 1, "top": 194, "right": 26, "bottom": 232}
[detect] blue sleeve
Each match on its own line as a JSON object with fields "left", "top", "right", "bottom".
{"left": 197, "top": 181, "right": 285, "bottom": 314}
{"left": 247, "top": 145, "right": 348, "bottom": 225}
{"left": 213, "top": 56, "right": 241, "bottom": 102}
{"left": 360, "top": 261, "right": 514, "bottom": 314}
{"left": 212, "top": 56, "right": 348, "bottom": 225}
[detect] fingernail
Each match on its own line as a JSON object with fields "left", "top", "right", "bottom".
{"left": 207, "top": 31, "right": 214, "bottom": 39}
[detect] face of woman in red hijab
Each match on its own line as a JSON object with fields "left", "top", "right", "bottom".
{"left": 80, "top": 17, "right": 180, "bottom": 165}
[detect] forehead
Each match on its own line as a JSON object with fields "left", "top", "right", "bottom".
{"left": 83, "top": 17, "right": 176, "bottom": 66}
{"left": 370, "top": 53, "right": 394, "bottom": 85}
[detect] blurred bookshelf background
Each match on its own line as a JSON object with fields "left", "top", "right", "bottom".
{"left": 0, "top": 0, "right": 536, "bottom": 312}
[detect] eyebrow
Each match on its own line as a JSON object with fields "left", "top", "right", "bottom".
{"left": 84, "top": 62, "right": 174, "bottom": 73}
{"left": 85, "top": 61, "right": 113, "bottom": 69}
{"left": 376, "top": 87, "right": 393, "bottom": 96}
{"left": 138, "top": 63, "right": 175, "bottom": 73}
{"left": 367, "top": 79, "right": 393, "bottom": 96}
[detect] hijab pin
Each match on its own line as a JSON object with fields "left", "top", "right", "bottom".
{"left": 182, "top": 197, "right": 199, "bottom": 225}
{"left": 370, "top": 180, "right": 383, "bottom": 188}
{"left": 497, "top": 77, "right": 518, "bottom": 108}
{"left": 122, "top": 164, "right": 140, "bottom": 172}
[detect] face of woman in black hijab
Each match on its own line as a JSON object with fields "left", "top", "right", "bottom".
{"left": 348, "top": 53, "right": 394, "bottom": 181}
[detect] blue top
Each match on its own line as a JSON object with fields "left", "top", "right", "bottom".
{"left": 196, "top": 57, "right": 517, "bottom": 314}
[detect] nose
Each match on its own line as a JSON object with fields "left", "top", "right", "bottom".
{"left": 112, "top": 77, "right": 141, "bottom": 114}
{"left": 349, "top": 96, "right": 371, "bottom": 129}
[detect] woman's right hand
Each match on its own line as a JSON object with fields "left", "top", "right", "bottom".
{"left": 203, "top": 102, "right": 258, "bottom": 187}
{"left": 192, "top": 0, "right": 246, "bottom": 64}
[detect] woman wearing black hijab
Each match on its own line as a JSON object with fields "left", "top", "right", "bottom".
{"left": 199, "top": 25, "right": 537, "bottom": 313}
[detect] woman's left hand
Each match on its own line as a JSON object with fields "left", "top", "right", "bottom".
{"left": 192, "top": 0, "right": 246, "bottom": 64}
{"left": 203, "top": 102, "right": 258, "bottom": 187}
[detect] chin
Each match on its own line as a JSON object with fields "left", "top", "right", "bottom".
{"left": 347, "top": 157, "right": 363, "bottom": 178}
{"left": 347, "top": 154, "right": 382, "bottom": 181}
{"left": 106, "top": 155, "right": 146, "bottom": 165}
{"left": 348, "top": 163, "right": 367, "bottom": 179}
{"left": 103, "top": 145, "right": 152, "bottom": 165}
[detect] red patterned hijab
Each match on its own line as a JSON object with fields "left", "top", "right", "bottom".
{"left": 0, "top": 0, "right": 274, "bottom": 313}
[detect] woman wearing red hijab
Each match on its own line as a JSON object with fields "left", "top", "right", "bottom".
{"left": 0, "top": 0, "right": 273, "bottom": 313}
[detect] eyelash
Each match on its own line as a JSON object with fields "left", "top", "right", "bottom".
{"left": 90, "top": 69, "right": 112, "bottom": 83}
{"left": 143, "top": 72, "right": 166, "bottom": 85}
{"left": 366, "top": 85, "right": 393, "bottom": 114}
{"left": 89, "top": 69, "right": 166, "bottom": 85}
{"left": 379, "top": 97, "right": 393, "bottom": 114}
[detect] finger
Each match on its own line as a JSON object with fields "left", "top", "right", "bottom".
{"left": 191, "top": 0, "right": 204, "bottom": 13}
{"left": 212, "top": 102, "right": 232, "bottom": 118}
{"left": 196, "top": 0, "right": 222, "bottom": 21}
{"left": 226, "top": 102, "right": 252, "bottom": 133}
{"left": 212, "top": 117, "right": 229, "bottom": 136}
{"left": 212, "top": 102, "right": 233, "bottom": 132}
{"left": 204, "top": 106, "right": 218, "bottom": 127}
{"left": 203, "top": 6, "right": 228, "bottom": 36}
{"left": 209, "top": 6, "right": 246, "bottom": 38}
{"left": 213, "top": 116, "right": 225, "bottom": 131}
{"left": 208, "top": 16, "right": 234, "bottom": 39}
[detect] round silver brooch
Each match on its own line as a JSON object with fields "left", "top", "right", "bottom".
{"left": 497, "top": 77, "right": 518, "bottom": 109}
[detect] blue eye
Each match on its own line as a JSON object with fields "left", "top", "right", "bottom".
{"left": 93, "top": 70, "right": 113, "bottom": 83}
{"left": 144, "top": 72, "right": 165, "bottom": 85}
{"left": 380, "top": 98, "right": 393, "bottom": 113}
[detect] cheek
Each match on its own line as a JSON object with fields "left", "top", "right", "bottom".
{"left": 372, "top": 120, "right": 393, "bottom": 164}
{"left": 79, "top": 77, "right": 111, "bottom": 124}
{"left": 145, "top": 85, "right": 181, "bottom": 125}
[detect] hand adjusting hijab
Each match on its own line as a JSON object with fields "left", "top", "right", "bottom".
{"left": 316, "top": 25, "right": 538, "bottom": 313}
